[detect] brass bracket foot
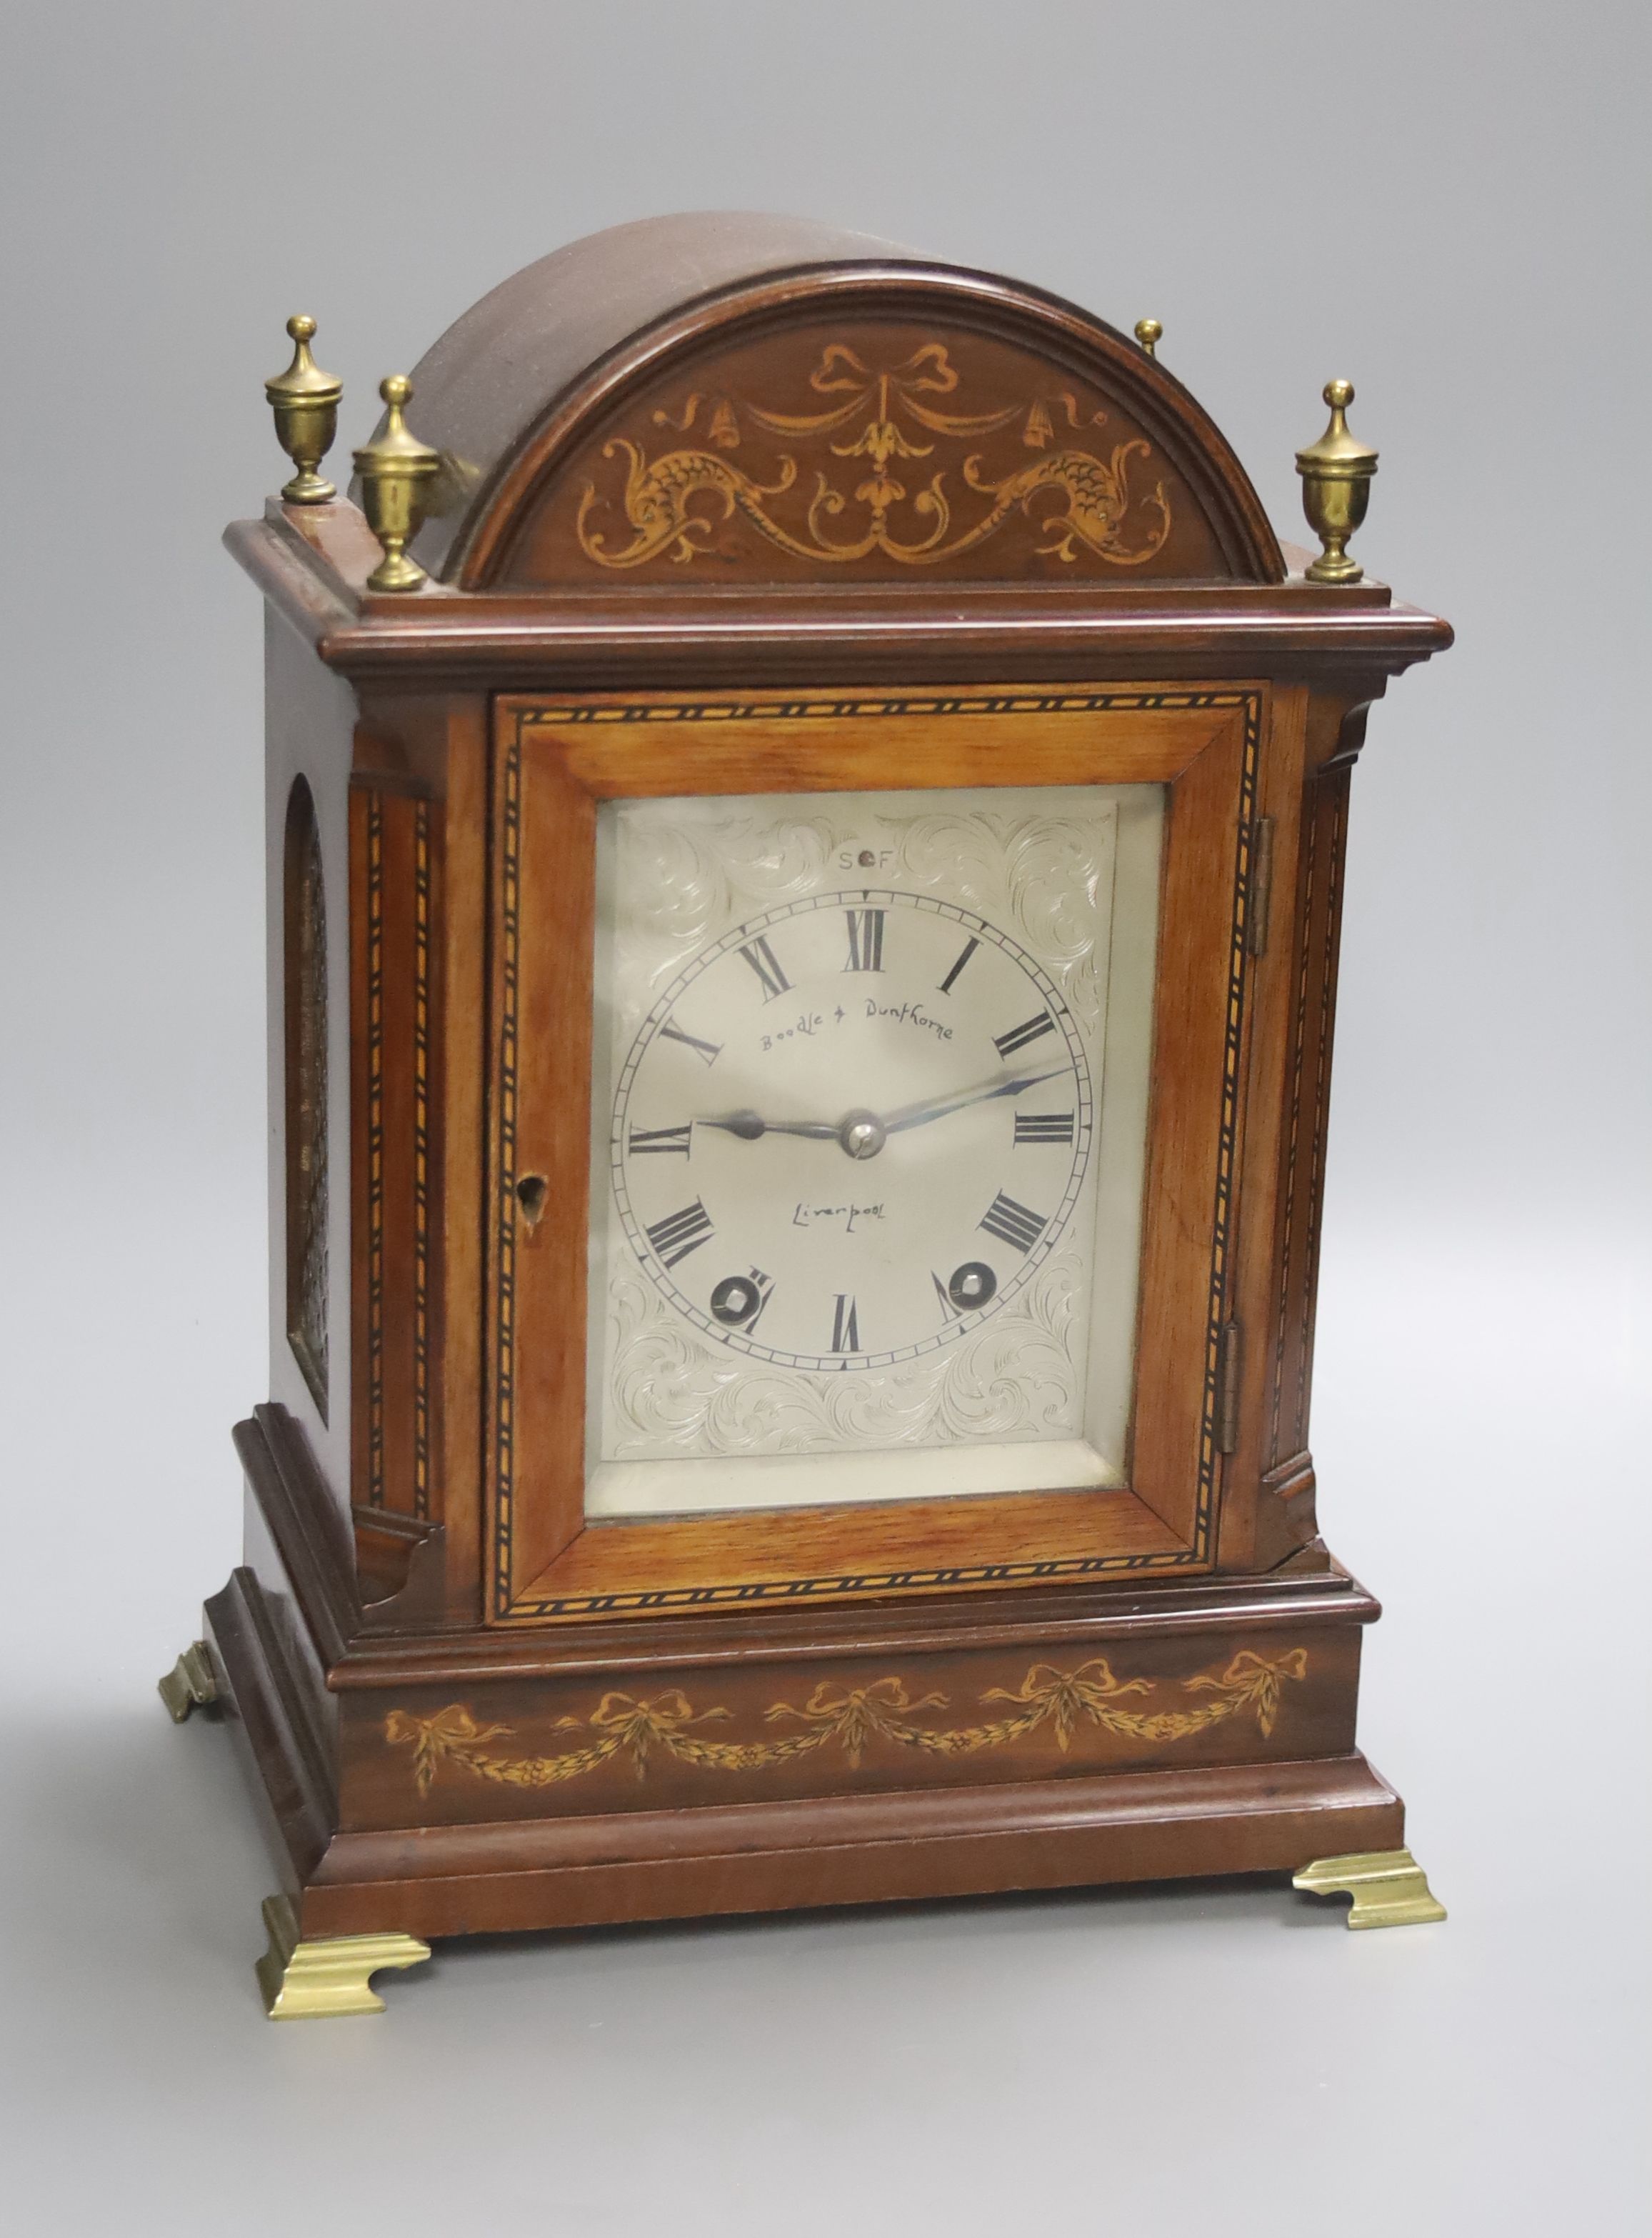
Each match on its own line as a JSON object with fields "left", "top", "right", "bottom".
{"left": 1293, "top": 1847, "right": 1446, "bottom": 1929}
{"left": 158, "top": 1641, "right": 219, "bottom": 1723}
{"left": 256, "top": 1894, "right": 432, "bottom": 2019}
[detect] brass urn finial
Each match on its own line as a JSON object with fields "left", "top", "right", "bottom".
{"left": 353, "top": 375, "right": 440, "bottom": 593}
{"left": 1133, "top": 318, "right": 1163, "bottom": 359}
{"left": 1296, "top": 378, "right": 1378, "bottom": 584}
{"left": 265, "top": 315, "right": 343, "bottom": 505}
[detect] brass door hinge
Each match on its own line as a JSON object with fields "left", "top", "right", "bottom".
{"left": 1216, "top": 1322, "right": 1243, "bottom": 1453}
{"left": 1246, "top": 816, "right": 1276, "bottom": 956}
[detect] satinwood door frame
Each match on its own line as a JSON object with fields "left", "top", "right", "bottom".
{"left": 486, "top": 685, "right": 1266, "bottom": 1622}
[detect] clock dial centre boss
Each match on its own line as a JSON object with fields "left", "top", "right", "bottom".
{"left": 586, "top": 785, "right": 1164, "bottom": 1518}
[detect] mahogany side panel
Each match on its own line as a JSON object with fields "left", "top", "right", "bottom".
{"left": 1202, "top": 681, "right": 1388, "bottom": 1570}
{"left": 346, "top": 693, "right": 493, "bottom": 1622}
{"left": 348, "top": 783, "right": 432, "bottom": 1523}
{"left": 1263, "top": 703, "right": 1363, "bottom": 1510}
{"left": 263, "top": 609, "right": 358, "bottom": 1522}
{"left": 1211, "top": 681, "right": 1316, "bottom": 1571}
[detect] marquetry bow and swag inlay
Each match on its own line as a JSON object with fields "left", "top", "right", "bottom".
{"left": 385, "top": 1650, "right": 1308, "bottom": 1794}
{"left": 574, "top": 342, "right": 1173, "bottom": 573}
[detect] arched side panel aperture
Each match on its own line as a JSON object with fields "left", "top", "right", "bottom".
{"left": 283, "top": 774, "right": 329, "bottom": 1420}
{"left": 454, "top": 268, "right": 1284, "bottom": 591}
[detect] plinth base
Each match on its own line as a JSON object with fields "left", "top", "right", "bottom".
{"left": 193, "top": 1569, "right": 1416, "bottom": 1949}
{"left": 170, "top": 1407, "right": 1441, "bottom": 2007}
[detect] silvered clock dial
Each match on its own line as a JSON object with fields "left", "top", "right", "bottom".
{"left": 612, "top": 889, "right": 1093, "bottom": 1372}
{"left": 586, "top": 784, "right": 1163, "bottom": 1518}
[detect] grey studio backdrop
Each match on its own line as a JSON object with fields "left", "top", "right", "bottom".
{"left": 1, "top": 4, "right": 1646, "bottom": 2234}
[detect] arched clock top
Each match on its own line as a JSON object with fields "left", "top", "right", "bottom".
{"left": 352, "top": 215, "right": 1285, "bottom": 592}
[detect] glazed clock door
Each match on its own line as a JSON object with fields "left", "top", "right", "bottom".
{"left": 488, "top": 689, "right": 1265, "bottom": 1622}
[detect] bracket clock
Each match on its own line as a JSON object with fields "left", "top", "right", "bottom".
{"left": 161, "top": 214, "right": 1453, "bottom": 2017}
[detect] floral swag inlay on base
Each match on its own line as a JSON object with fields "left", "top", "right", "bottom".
{"left": 574, "top": 343, "right": 1173, "bottom": 571}
{"left": 386, "top": 1651, "right": 1308, "bottom": 1794}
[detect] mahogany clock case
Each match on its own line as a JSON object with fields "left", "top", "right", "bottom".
{"left": 211, "top": 215, "right": 1449, "bottom": 1947}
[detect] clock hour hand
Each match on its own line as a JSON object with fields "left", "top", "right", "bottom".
{"left": 881, "top": 1066, "right": 1068, "bottom": 1136}
{"left": 697, "top": 1109, "right": 841, "bottom": 1142}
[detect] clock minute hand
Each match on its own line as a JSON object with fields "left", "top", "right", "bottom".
{"left": 881, "top": 1066, "right": 1068, "bottom": 1136}
{"left": 697, "top": 1067, "right": 1069, "bottom": 1151}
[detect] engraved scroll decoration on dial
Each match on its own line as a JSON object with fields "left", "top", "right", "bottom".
{"left": 611, "top": 890, "right": 1094, "bottom": 1374}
